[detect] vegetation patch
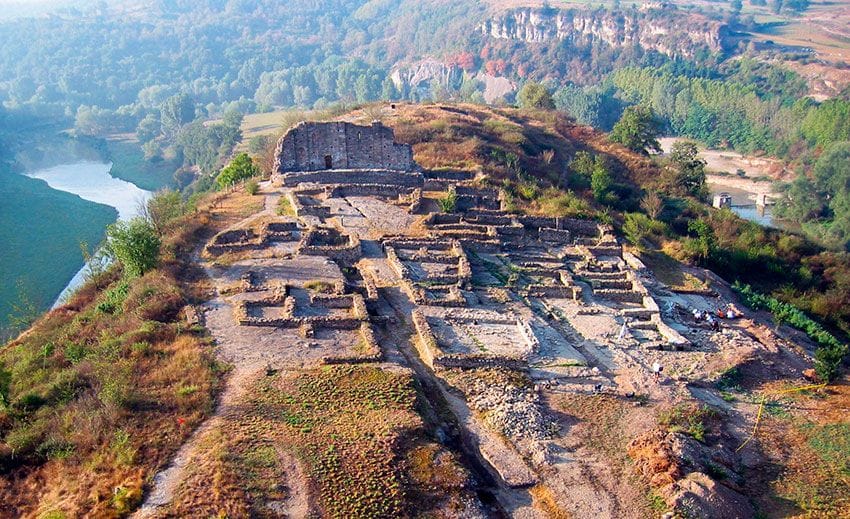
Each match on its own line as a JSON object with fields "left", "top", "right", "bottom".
{"left": 733, "top": 282, "right": 847, "bottom": 382}
{"left": 657, "top": 403, "right": 716, "bottom": 442}
{"left": 165, "top": 365, "right": 464, "bottom": 518}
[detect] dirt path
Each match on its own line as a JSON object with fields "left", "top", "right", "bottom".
{"left": 133, "top": 366, "right": 255, "bottom": 517}
{"left": 135, "top": 186, "right": 308, "bottom": 516}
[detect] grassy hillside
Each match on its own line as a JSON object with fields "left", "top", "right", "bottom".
{"left": 0, "top": 186, "right": 261, "bottom": 516}
{"left": 0, "top": 168, "right": 116, "bottom": 337}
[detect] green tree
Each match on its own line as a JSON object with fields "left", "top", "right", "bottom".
{"left": 106, "top": 217, "right": 161, "bottom": 278}
{"left": 517, "top": 81, "right": 555, "bottom": 110}
{"left": 216, "top": 153, "right": 259, "bottom": 188}
{"left": 668, "top": 140, "right": 708, "bottom": 198}
{"left": 686, "top": 219, "right": 716, "bottom": 262}
{"left": 248, "top": 135, "right": 270, "bottom": 154}
{"left": 136, "top": 113, "right": 160, "bottom": 143}
{"left": 381, "top": 77, "right": 399, "bottom": 101}
{"left": 222, "top": 108, "right": 244, "bottom": 129}
{"left": 813, "top": 142, "right": 850, "bottom": 248}
{"left": 622, "top": 212, "right": 658, "bottom": 249}
{"left": 160, "top": 93, "right": 195, "bottom": 138}
{"left": 814, "top": 344, "right": 847, "bottom": 382}
{"left": 590, "top": 156, "right": 614, "bottom": 204}
{"left": 143, "top": 189, "right": 187, "bottom": 234}
{"left": 610, "top": 105, "right": 661, "bottom": 155}
{"left": 570, "top": 150, "right": 595, "bottom": 178}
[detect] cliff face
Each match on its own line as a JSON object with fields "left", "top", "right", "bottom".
{"left": 480, "top": 7, "right": 728, "bottom": 59}
{"left": 390, "top": 59, "right": 464, "bottom": 93}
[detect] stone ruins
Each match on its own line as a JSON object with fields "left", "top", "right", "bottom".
{"left": 198, "top": 116, "right": 754, "bottom": 512}
{"left": 274, "top": 121, "right": 418, "bottom": 177}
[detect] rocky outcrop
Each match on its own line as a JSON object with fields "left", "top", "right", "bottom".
{"left": 628, "top": 428, "right": 753, "bottom": 518}
{"left": 480, "top": 7, "right": 729, "bottom": 59}
{"left": 390, "top": 58, "right": 464, "bottom": 93}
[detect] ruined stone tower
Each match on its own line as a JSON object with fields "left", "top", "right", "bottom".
{"left": 275, "top": 121, "right": 416, "bottom": 173}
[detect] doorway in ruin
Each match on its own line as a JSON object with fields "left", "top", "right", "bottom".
{"left": 324, "top": 155, "right": 333, "bottom": 169}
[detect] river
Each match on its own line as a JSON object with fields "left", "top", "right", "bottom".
{"left": 24, "top": 161, "right": 152, "bottom": 306}
{"left": 658, "top": 137, "right": 785, "bottom": 229}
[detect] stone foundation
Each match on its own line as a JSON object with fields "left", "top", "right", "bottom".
{"left": 298, "top": 227, "right": 362, "bottom": 262}
{"left": 282, "top": 169, "right": 424, "bottom": 188}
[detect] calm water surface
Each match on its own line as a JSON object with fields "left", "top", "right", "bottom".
{"left": 25, "top": 161, "right": 152, "bottom": 305}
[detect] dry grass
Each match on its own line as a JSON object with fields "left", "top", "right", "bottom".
{"left": 751, "top": 379, "right": 850, "bottom": 517}
{"left": 529, "top": 484, "right": 571, "bottom": 519}
{"left": 0, "top": 183, "right": 261, "bottom": 517}
{"left": 0, "top": 270, "right": 222, "bottom": 517}
{"left": 163, "top": 365, "right": 470, "bottom": 518}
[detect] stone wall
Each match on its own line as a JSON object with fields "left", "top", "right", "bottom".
{"left": 276, "top": 121, "right": 416, "bottom": 173}
{"left": 235, "top": 288, "right": 369, "bottom": 330}
{"left": 412, "top": 310, "right": 440, "bottom": 368}
{"left": 206, "top": 220, "right": 300, "bottom": 255}
{"left": 326, "top": 183, "right": 416, "bottom": 198}
{"left": 410, "top": 311, "right": 527, "bottom": 371}
{"left": 298, "top": 227, "right": 362, "bottom": 263}
{"left": 281, "top": 169, "right": 424, "bottom": 188}
{"left": 562, "top": 218, "right": 604, "bottom": 236}
{"left": 538, "top": 227, "right": 572, "bottom": 243}
{"left": 423, "top": 169, "right": 476, "bottom": 181}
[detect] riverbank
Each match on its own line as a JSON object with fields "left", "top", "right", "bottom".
{"left": 0, "top": 132, "right": 169, "bottom": 337}
{"left": 658, "top": 137, "right": 789, "bottom": 229}
{"left": 0, "top": 163, "right": 116, "bottom": 336}
{"left": 101, "top": 136, "right": 180, "bottom": 191}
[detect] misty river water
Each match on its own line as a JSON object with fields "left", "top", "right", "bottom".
{"left": 24, "top": 161, "right": 152, "bottom": 306}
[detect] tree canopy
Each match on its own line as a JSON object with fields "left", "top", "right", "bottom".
{"left": 668, "top": 140, "right": 708, "bottom": 199}
{"left": 106, "top": 218, "right": 161, "bottom": 278}
{"left": 216, "top": 153, "right": 260, "bottom": 188}
{"left": 517, "top": 81, "right": 555, "bottom": 110}
{"left": 609, "top": 105, "right": 661, "bottom": 155}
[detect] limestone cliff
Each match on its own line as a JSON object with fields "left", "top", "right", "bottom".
{"left": 390, "top": 58, "right": 464, "bottom": 93}
{"left": 479, "top": 6, "right": 729, "bottom": 59}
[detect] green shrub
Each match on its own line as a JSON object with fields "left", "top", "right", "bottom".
{"left": 37, "top": 438, "right": 75, "bottom": 460}
{"left": 111, "top": 485, "right": 142, "bottom": 515}
{"left": 112, "top": 429, "right": 136, "bottom": 466}
{"left": 106, "top": 218, "right": 161, "bottom": 278}
{"left": 438, "top": 190, "right": 457, "bottom": 213}
{"left": 63, "top": 342, "right": 88, "bottom": 363}
{"left": 516, "top": 180, "right": 539, "bottom": 200}
{"left": 144, "top": 189, "right": 187, "bottom": 233}
{"left": 537, "top": 189, "right": 592, "bottom": 218}
{"left": 176, "top": 384, "right": 199, "bottom": 396}
{"left": 622, "top": 212, "right": 664, "bottom": 249}
{"left": 304, "top": 280, "right": 335, "bottom": 294}
{"left": 245, "top": 179, "right": 259, "bottom": 195}
{"left": 97, "top": 281, "right": 130, "bottom": 314}
{"left": 14, "top": 392, "right": 47, "bottom": 412}
{"left": 277, "top": 195, "right": 295, "bottom": 216}
{"left": 733, "top": 282, "right": 847, "bottom": 382}
{"left": 658, "top": 404, "right": 714, "bottom": 442}
{"left": 96, "top": 358, "right": 134, "bottom": 409}
{"left": 216, "top": 152, "right": 259, "bottom": 188}
{"left": 0, "top": 364, "right": 10, "bottom": 409}
{"left": 5, "top": 417, "right": 48, "bottom": 456}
